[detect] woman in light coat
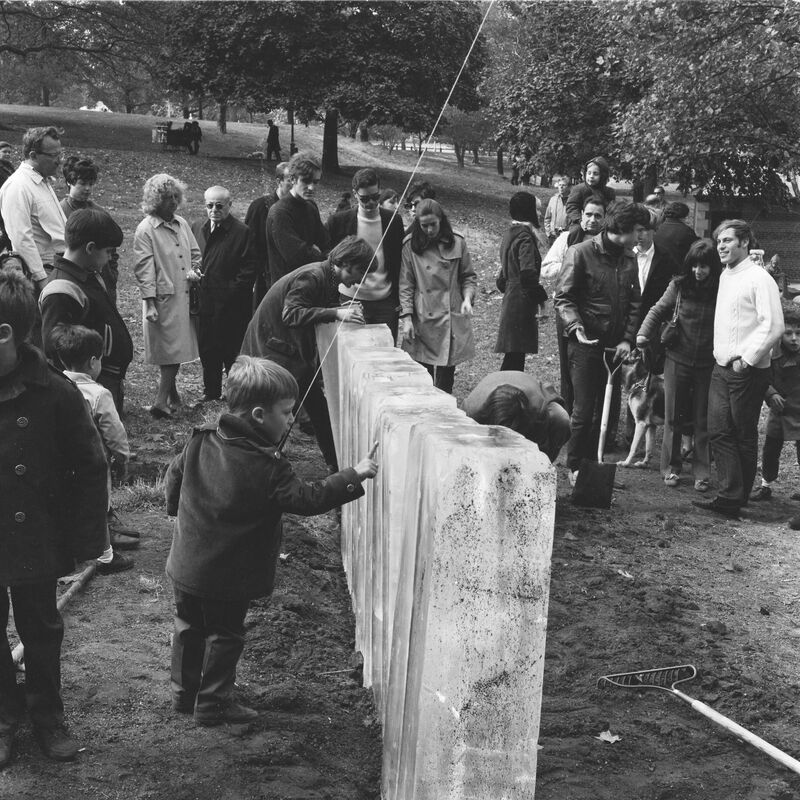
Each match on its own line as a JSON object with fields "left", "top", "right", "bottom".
{"left": 133, "top": 173, "right": 200, "bottom": 418}
{"left": 398, "top": 198, "right": 476, "bottom": 393}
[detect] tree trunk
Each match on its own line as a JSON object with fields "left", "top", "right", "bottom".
{"left": 636, "top": 163, "right": 659, "bottom": 200}
{"left": 454, "top": 142, "right": 465, "bottom": 168}
{"left": 472, "top": 148, "right": 479, "bottom": 165}
{"left": 496, "top": 149, "right": 504, "bottom": 176}
{"left": 217, "top": 100, "right": 227, "bottom": 134}
{"left": 359, "top": 123, "right": 369, "bottom": 142}
{"left": 349, "top": 119, "right": 358, "bottom": 139}
{"left": 322, "top": 108, "right": 340, "bottom": 173}
{"left": 198, "top": 98, "right": 204, "bottom": 119}
{"left": 41, "top": 86, "right": 50, "bottom": 106}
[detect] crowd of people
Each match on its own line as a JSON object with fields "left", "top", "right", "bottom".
{"left": 0, "top": 126, "right": 792, "bottom": 764}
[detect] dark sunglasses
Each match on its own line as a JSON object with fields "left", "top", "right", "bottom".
{"left": 205, "top": 202, "right": 227, "bottom": 210}
{"left": 355, "top": 192, "right": 381, "bottom": 205}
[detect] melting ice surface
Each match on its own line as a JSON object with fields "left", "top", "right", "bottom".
{"left": 315, "top": 322, "right": 557, "bottom": 800}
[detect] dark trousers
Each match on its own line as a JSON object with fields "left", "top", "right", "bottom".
{"left": 422, "top": 363, "right": 456, "bottom": 394}
{"left": 565, "top": 340, "right": 610, "bottom": 471}
{"left": 661, "top": 357, "right": 711, "bottom": 480}
{"left": 199, "top": 294, "right": 251, "bottom": 399}
{"left": 555, "top": 316, "right": 574, "bottom": 414}
{"left": 339, "top": 293, "right": 399, "bottom": 341}
{"left": 171, "top": 588, "right": 249, "bottom": 713}
{"left": 266, "top": 144, "right": 281, "bottom": 162}
{"left": 500, "top": 352, "right": 526, "bottom": 372}
{"left": 0, "top": 582, "right": 63, "bottom": 729}
{"left": 708, "top": 363, "right": 770, "bottom": 505}
{"left": 98, "top": 370, "right": 125, "bottom": 416}
{"left": 761, "top": 434, "right": 800, "bottom": 484}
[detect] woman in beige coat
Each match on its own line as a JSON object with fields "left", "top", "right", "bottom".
{"left": 398, "top": 199, "right": 476, "bottom": 393}
{"left": 133, "top": 174, "right": 200, "bottom": 418}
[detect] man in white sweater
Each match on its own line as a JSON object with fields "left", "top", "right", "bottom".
{"left": 693, "top": 219, "right": 784, "bottom": 518}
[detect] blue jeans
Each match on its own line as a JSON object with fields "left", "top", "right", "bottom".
{"left": 707, "top": 363, "right": 770, "bottom": 505}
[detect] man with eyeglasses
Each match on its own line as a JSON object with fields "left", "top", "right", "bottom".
{"left": 326, "top": 168, "right": 405, "bottom": 339}
{"left": 266, "top": 152, "right": 329, "bottom": 285}
{"left": 191, "top": 186, "right": 258, "bottom": 401}
{"left": 0, "top": 126, "right": 67, "bottom": 294}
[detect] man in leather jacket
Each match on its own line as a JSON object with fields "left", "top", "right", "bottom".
{"left": 554, "top": 201, "right": 650, "bottom": 481}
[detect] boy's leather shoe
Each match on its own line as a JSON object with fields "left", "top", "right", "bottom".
{"left": 108, "top": 510, "right": 141, "bottom": 539}
{"left": 34, "top": 724, "right": 79, "bottom": 761}
{"left": 96, "top": 552, "right": 134, "bottom": 575}
{"left": 109, "top": 533, "right": 139, "bottom": 551}
{"left": 194, "top": 701, "right": 258, "bottom": 726}
{"left": 692, "top": 497, "right": 741, "bottom": 519}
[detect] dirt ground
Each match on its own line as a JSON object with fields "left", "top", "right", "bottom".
{"left": 2, "top": 105, "right": 800, "bottom": 798}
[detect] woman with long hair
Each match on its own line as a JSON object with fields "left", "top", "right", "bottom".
{"left": 132, "top": 173, "right": 200, "bottom": 418}
{"left": 637, "top": 239, "right": 722, "bottom": 491}
{"left": 398, "top": 198, "right": 476, "bottom": 393}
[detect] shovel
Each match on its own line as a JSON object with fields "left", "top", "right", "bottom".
{"left": 572, "top": 347, "right": 623, "bottom": 508}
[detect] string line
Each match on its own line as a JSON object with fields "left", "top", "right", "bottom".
{"left": 279, "top": 0, "right": 497, "bottom": 452}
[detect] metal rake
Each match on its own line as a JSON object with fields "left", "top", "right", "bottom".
{"left": 597, "top": 664, "right": 800, "bottom": 776}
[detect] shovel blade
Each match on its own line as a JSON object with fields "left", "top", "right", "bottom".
{"left": 572, "top": 458, "right": 616, "bottom": 508}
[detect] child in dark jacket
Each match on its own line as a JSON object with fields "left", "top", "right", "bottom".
{"left": 751, "top": 302, "right": 800, "bottom": 501}
{"left": 165, "top": 355, "right": 378, "bottom": 726}
{"left": 0, "top": 270, "right": 107, "bottom": 766}
{"left": 564, "top": 155, "right": 616, "bottom": 229}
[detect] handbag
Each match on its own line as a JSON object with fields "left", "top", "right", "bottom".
{"left": 644, "top": 290, "right": 680, "bottom": 374}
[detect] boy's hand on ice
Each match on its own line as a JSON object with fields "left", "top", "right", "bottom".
{"left": 354, "top": 441, "right": 379, "bottom": 480}
{"left": 769, "top": 394, "right": 785, "bottom": 413}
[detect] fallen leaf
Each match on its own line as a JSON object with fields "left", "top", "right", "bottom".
{"left": 595, "top": 729, "right": 621, "bottom": 743}
{"left": 617, "top": 569, "right": 634, "bottom": 580}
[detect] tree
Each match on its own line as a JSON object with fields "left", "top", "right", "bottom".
{"left": 442, "top": 106, "right": 494, "bottom": 167}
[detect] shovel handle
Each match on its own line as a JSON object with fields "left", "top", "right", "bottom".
{"left": 673, "top": 688, "right": 800, "bottom": 775}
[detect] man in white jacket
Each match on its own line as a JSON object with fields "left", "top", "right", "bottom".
{"left": 694, "top": 219, "right": 784, "bottom": 518}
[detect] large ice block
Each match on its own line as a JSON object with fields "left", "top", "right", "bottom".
{"left": 315, "top": 323, "right": 556, "bottom": 800}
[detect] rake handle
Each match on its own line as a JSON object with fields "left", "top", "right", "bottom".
{"left": 673, "top": 688, "right": 800, "bottom": 775}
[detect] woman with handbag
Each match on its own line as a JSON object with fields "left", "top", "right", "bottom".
{"left": 636, "top": 239, "right": 721, "bottom": 491}
{"left": 494, "top": 191, "right": 547, "bottom": 372}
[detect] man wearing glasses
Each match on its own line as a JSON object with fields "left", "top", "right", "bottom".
{"left": 191, "top": 186, "right": 258, "bottom": 401}
{"left": 326, "top": 168, "right": 405, "bottom": 338}
{"left": 0, "top": 126, "right": 66, "bottom": 294}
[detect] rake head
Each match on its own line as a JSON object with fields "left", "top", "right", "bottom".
{"left": 597, "top": 664, "right": 697, "bottom": 691}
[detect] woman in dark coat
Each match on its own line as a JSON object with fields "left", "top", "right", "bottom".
{"left": 637, "top": 239, "right": 721, "bottom": 492}
{"left": 494, "top": 191, "right": 545, "bottom": 372}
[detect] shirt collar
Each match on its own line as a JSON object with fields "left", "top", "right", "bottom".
{"left": 20, "top": 161, "right": 47, "bottom": 185}
{"left": 634, "top": 243, "right": 654, "bottom": 257}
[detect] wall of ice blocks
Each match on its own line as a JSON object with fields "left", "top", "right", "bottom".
{"left": 316, "top": 323, "right": 557, "bottom": 800}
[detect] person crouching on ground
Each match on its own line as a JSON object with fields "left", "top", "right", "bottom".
{"left": 164, "top": 356, "right": 378, "bottom": 726}
{"left": 0, "top": 270, "right": 107, "bottom": 766}
{"left": 751, "top": 301, "right": 800, "bottom": 503}
{"left": 462, "top": 370, "right": 571, "bottom": 462}
{"left": 50, "top": 323, "right": 136, "bottom": 573}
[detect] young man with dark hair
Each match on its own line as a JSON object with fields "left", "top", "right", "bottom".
{"left": 244, "top": 162, "right": 291, "bottom": 305}
{"left": 653, "top": 200, "right": 699, "bottom": 267}
{"left": 0, "top": 126, "right": 66, "bottom": 294}
{"left": 241, "top": 236, "right": 373, "bottom": 470}
{"left": 325, "top": 168, "right": 405, "bottom": 338}
{"left": 265, "top": 152, "right": 328, "bottom": 284}
{"left": 554, "top": 201, "right": 649, "bottom": 483}
{"left": 693, "top": 219, "right": 784, "bottom": 518}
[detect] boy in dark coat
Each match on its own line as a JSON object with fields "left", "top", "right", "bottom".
{"left": 751, "top": 302, "right": 800, "bottom": 501}
{"left": 0, "top": 270, "right": 107, "bottom": 765}
{"left": 165, "top": 356, "right": 378, "bottom": 726}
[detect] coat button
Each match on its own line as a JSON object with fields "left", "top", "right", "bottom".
{"left": 16, "top": 416, "right": 28, "bottom": 427}
{"left": 14, "top": 464, "right": 26, "bottom": 476}
{"left": 346, "top": 483, "right": 355, "bottom": 493}
{"left": 14, "top": 512, "right": 26, "bottom": 523}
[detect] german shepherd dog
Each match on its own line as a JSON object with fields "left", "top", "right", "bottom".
{"left": 617, "top": 351, "right": 665, "bottom": 468}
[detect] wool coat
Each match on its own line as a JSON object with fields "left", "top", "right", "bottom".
{"left": 494, "top": 223, "right": 541, "bottom": 354}
{"left": 765, "top": 344, "right": 800, "bottom": 440}
{"left": 652, "top": 218, "right": 699, "bottom": 269}
{"left": 266, "top": 193, "right": 328, "bottom": 285}
{"left": 399, "top": 232, "right": 477, "bottom": 367}
{"left": 165, "top": 413, "right": 364, "bottom": 601}
{"left": 0, "top": 344, "right": 107, "bottom": 584}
